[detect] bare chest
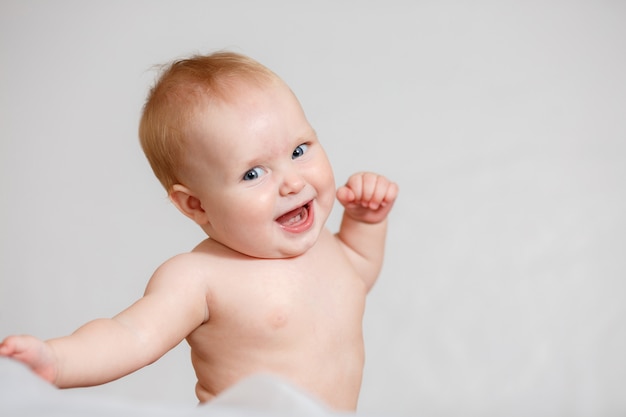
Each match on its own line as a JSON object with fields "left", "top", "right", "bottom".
{"left": 185, "top": 237, "right": 368, "bottom": 407}
{"left": 206, "top": 243, "right": 366, "bottom": 338}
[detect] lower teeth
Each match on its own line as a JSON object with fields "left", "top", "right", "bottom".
{"left": 287, "top": 214, "right": 302, "bottom": 225}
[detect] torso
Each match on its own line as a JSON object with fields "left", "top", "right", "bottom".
{"left": 185, "top": 228, "right": 367, "bottom": 410}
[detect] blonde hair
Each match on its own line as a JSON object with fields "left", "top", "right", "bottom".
{"left": 139, "top": 51, "right": 280, "bottom": 192}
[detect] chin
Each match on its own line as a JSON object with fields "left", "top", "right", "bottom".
{"left": 231, "top": 225, "right": 323, "bottom": 259}
{"left": 260, "top": 243, "right": 312, "bottom": 259}
{"left": 233, "top": 243, "right": 308, "bottom": 260}
{"left": 267, "top": 236, "right": 320, "bottom": 259}
{"left": 278, "top": 247, "right": 311, "bottom": 259}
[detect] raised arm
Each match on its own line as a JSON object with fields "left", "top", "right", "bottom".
{"left": 0, "top": 253, "right": 209, "bottom": 387}
{"left": 335, "top": 172, "right": 398, "bottom": 290}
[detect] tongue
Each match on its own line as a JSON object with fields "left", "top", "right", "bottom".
{"left": 277, "top": 206, "right": 307, "bottom": 226}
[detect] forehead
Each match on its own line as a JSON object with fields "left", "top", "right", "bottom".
{"left": 180, "top": 80, "right": 313, "bottom": 177}
{"left": 194, "top": 79, "right": 308, "bottom": 140}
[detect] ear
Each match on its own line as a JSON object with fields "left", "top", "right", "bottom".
{"left": 169, "top": 184, "right": 210, "bottom": 226}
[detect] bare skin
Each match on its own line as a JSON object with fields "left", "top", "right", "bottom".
{"left": 0, "top": 71, "right": 398, "bottom": 411}
{"left": 187, "top": 228, "right": 369, "bottom": 408}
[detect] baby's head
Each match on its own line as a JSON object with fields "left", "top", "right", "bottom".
{"left": 139, "top": 51, "right": 281, "bottom": 192}
{"left": 139, "top": 52, "right": 336, "bottom": 258}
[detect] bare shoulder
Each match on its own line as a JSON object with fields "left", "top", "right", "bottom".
{"left": 143, "top": 241, "right": 215, "bottom": 293}
{"left": 145, "top": 238, "right": 250, "bottom": 291}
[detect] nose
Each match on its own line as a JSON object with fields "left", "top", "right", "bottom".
{"left": 279, "top": 167, "right": 306, "bottom": 196}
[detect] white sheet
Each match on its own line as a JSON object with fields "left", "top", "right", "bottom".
{"left": 0, "top": 358, "right": 363, "bottom": 417}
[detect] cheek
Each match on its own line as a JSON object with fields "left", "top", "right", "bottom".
{"left": 318, "top": 163, "right": 336, "bottom": 199}
{"left": 311, "top": 166, "right": 336, "bottom": 216}
{"left": 219, "top": 192, "right": 275, "bottom": 227}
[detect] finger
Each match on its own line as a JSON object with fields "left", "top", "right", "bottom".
{"left": 369, "top": 180, "right": 391, "bottom": 209}
{"left": 336, "top": 186, "right": 356, "bottom": 206}
{"left": 0, "top": 337, "right": 18, "bottom": 355}
{"left": 359, "top": 173, "right": 379, "bottom": 204}
{"left": 381, "top": 181, "right": 399, "bottom": 206}
{"left": 344, "top": 175, "right": 363, "bottom": 201}
{"left": 0, "top": 335, "right": 40, "bottom": 358}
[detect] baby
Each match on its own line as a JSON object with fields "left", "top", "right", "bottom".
{"left": 0, "top": 51, "right": 398, "bottom": 411}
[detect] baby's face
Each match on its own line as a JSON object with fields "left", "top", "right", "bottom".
{"left": 179, "top": 80, "right": 336, "bottom": 258}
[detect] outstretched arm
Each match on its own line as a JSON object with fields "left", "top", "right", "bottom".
{"left": 0, "top": 253, "right": 209, "bottom": 387}
{"left": 0, "top": 314, "right": 170, "bottom": 387}
{"left": 336, "top": 172, "right": 398, "bottom": 290}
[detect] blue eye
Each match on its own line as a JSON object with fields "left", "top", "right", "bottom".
{"left": 243, "top": 167, "right": 266, "bottom": 181}
{"left": 292, "top": 144, "right": 309, "bottom": 159}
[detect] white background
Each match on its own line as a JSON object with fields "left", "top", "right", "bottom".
{"left": 1, "top": 1, "right": 625, "bottom": 416}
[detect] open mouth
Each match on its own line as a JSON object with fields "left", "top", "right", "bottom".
{"left": 276, "top": 201, "right": 314, "bottom": 231}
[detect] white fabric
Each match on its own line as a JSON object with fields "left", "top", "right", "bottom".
{"left": 0, "top": 358, "right": 363, "bottom": 417}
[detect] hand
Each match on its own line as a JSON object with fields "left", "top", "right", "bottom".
{"left": 336, "top": 172, "right": 398, "bottom": 224}
{"left": 0, "top": 335, "right": 57, "bottom": 383}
